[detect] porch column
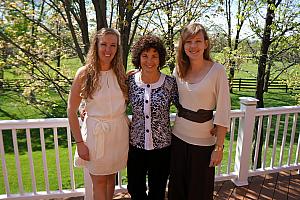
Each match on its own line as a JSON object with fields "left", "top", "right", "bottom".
{"left": 84, "top": 168, "right": 93, "bottom": 200}
{"left": 232, "top": 97, "right": 258, "bottom": 186}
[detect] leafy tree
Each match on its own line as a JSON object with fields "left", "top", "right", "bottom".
{"left": 250, "top": 0, "right": 300, "bottom": 108}
{"left": 0, "top": 0, "right": 74, "bottom": 118}
{"left": 219, "top": 0, "right": 253, "bottom": 92}
{"left": 248, "top": 0, "right": 300, "bottom": 168}
{"left": 144, "top": 0, "right": 217, "bottom": 72}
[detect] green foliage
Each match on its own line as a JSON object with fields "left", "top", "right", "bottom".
{"left": 1, "top": 0, "right": 299, "bottom": 117}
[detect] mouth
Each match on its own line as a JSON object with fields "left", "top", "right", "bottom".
{"left": 145, "top": 65, "right": 157, "bottom": 68}
{"left": 105, "top": 54, "right": 111, "bottom": 57}
{"left": 189, "top": 50, "right": 199, "bottom": 54}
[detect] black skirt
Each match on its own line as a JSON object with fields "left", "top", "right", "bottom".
{"left": 168, "top": 135, "right": 215, "bottom": 200}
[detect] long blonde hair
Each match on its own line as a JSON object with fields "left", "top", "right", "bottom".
{"left": 80, "top": 28, "right": 128, "bottom": 100}
{"left": 176, "top": 23, "right": 212, "bottom": 79}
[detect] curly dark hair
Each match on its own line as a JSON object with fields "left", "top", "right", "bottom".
{"left": 131, "top": 35, "right": 166, "bottom": 69}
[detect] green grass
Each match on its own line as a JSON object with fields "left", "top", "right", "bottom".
{"left": 0, "top": 146, "right": 84, "bottom": 194}
{"left": 220, "top": 139, "right": 299, "bottom": 173}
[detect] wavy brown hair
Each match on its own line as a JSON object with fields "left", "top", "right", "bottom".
{"left": 80, "top": 28, "right": 128, "bottom": 100}
{"left": 176, "top": 23, "right": 212, "bottom": 79}
{"left": 131, "top": 34, "right": 166, "bottom": 69}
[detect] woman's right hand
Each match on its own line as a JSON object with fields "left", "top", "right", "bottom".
{"left": 80, "top": 108, "right": 86, "bottom": 121}
{"left": 77, "top": 142, "right": 90, "bottom": 161}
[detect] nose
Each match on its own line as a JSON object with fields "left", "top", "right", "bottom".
{"left": 190, "top": 41, "right": 197, "bottom": 48}
{"left": 146, "top": 57, "right": 156, "bottom": 65}
{"left": 105, "top": 46, "right": 111, "bottom": 53}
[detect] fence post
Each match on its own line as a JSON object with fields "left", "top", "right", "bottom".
{"left": 232, "top": 97, "right": 258, "bottom": 186}
{"left": 84, "top": 168, "right": 93, "bottom": 200}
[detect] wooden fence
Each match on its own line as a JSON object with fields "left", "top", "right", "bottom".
{"left": 0, "top": 79, "right": 70, "bottom": 92}
{"left": 1, "top": 78, "right": 299, "bottom": 93}
{"left": 230, "top": 78, "right": 299, "bottom": 93}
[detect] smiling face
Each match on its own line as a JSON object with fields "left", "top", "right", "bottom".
{"left": 140, "top": 48, "right": 160, "bottom": 73}
{"left": 97, "top": 33, "right": 118, "bottom": 69}
{"left": 184, "top": 32, "right": 208, "bottom": 61}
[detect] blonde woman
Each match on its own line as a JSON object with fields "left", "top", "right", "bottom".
{"left": 168, "top": 23, "right": 231, "bottom": 200}
{"left": 67, "top": 28, "right": 129, "bottom": 200}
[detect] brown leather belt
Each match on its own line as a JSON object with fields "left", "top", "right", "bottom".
{"left": 178, "top": 104, "right": 213, "bottom": 123}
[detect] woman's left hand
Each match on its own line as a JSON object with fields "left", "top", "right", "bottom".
{"left": 209, "top": 149, "right": 223, "bottom": 167}
{"left": 126, "top": 69, "right": 139, "bottom": 77}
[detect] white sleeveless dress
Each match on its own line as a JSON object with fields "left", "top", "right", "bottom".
{"left": 74, "top": 69, "right": 129, "bottom": 175}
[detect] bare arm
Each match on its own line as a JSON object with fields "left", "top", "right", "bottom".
{"left": 215, "top": 125, "right": 227, "bottom": 148}
{"left": 67, "top": 67, "right": 89, "bottom": 161}
{"left": 209, "top": 125, "right": 227, "bottom": 167}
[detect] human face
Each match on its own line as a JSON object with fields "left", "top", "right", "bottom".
{"left": 140, "top": 48, "right": 160, "bottom": 73}
{"left": 98, "top": 33, "right": 118, "bottom": 69}
{"left": 184, "top": 32, "right": 208, "bottom": 60}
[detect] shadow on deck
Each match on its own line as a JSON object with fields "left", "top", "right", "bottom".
{"left": 65, "top": 169, "right": 300, "bottom": 200}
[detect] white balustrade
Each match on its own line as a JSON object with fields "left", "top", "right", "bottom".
{"left": 0, "top": 98, "right": 299, "bottom": 199}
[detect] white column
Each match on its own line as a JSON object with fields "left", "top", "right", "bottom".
{"left": 84, "top": 168, "right": 93, "bottom": 200}
{"left": 232, "top": 97, "right": 258, "bottom": 186}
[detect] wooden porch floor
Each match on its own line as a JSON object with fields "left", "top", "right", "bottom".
{"left": 67, "top": 169, "right": 300, "bottom": 200}
{"left": 213, "top": 170, "right": 300, "bottom": 200}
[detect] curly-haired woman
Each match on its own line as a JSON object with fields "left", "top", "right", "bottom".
{"left": 67, "top": 28, "right": 129, "bottom": 200}
{"left": 127, "top": 35, "right": 179, "bottom": 200}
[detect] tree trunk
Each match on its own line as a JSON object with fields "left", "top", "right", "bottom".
{"left": 0, "top": 46, "right": 4, "bottom": 87}
{"left": 253, "top": 0, "right": 279, "bottom": 169}
{"left": 167, "top": 3, "right": 175, "bottom": 72}
{"left": 78, "top": 0, "right": 90, "bottom": 54}
{"left": 56, "top": 20, "right": 61, "bottom": 69}
{"left": 64, "top": 0, "right": 85, "bottom": 64}
{"left": 264, "top": 62, "right": 272, "bottom": 92}
{"left": 93, "top": 0, "right": 108, "bottom": 30}
{"left": 255, "top": 0, "right": 276, "bottom": 109}
{"left": 118, "top": 0, "right": 134, "bottom": 69}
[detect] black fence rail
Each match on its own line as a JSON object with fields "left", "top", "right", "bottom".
{"left": 1, "top": 78, "right": 299, "bottom": 93}
{"left": 0, "top": 78, "right": 71, "bottom": 92}
{"left": 231, "top": 78, "right": 299, "bottom": 93}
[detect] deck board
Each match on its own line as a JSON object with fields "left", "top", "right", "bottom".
{"left": 244, "top": 175, "right": 265, "bottom": 199}
{"left": 259, "top": 173, "right": 277, "bottom": 199}
{"left": 287, "top": 170, "right": 300, "bottom": 200}
{"left": 65, "top": 169, "right": 300, "bottom": 200}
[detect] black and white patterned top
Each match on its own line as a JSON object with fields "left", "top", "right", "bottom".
{"left": 128, "top": 71, "right": 179, "bottom": 150}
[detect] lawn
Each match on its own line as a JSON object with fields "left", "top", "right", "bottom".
{"left": 0, "top": 146, "right": 84, "bottom": 194}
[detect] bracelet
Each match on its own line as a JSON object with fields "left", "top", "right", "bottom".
{"left": 76, "top": 140, "right": 84, "bottom": 144}
{"left": 214, "top": 144, "right": 224, "bottom": 152}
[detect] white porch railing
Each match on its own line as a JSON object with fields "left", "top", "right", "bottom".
{"left": 0, "top": 97, "right": 299, "bottom": 199}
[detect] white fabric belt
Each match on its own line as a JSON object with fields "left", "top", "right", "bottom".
{"left": 88, "top": 114, "right": 125, "bottom": 159}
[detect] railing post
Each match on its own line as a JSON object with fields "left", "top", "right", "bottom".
{"left": 84, "top": 168, "right": 93, "bottom": 200}
{"left": 232, "top": 97, "right": 258, "bottom": 186}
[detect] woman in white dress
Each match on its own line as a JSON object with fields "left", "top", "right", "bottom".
{"left": 67, "top": 28, "right": 129, "bottom": 200}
